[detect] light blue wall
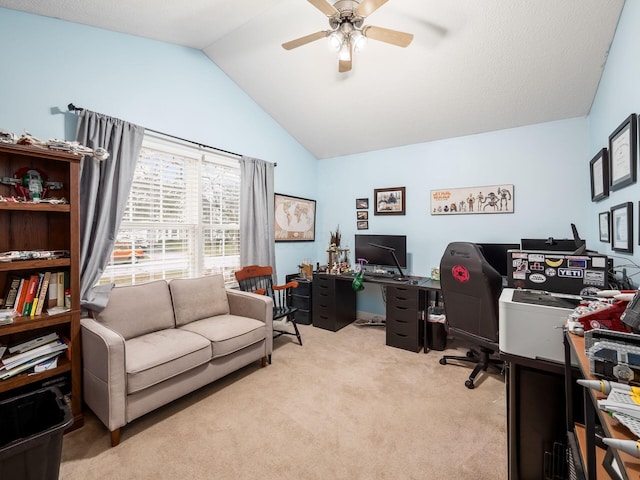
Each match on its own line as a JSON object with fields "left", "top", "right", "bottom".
{"left": 318, "top": 119, "right": 589, "bottom": 314}
{"left": 0, "top": 8, "right": 317, "bottom": 281}
{"left": 587, "top": 0, "right": 640, "bottom": 275}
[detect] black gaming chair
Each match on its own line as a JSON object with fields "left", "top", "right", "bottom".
{"left": 438, "top": 242, "right": 504, "bottom": 389}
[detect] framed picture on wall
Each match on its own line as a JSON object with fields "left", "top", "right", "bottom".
{"left": 356, "top": 198, "right": 369, "bottom": 209}
{"left": 357, "top": 220, "right": 368, "bottom": 230}
{"left": 610, "top": 202, "right": 633, "bottom": 253}
{"left": 274, "top": 193, "right": 316, "bottom": 242}
{"left": 608, "top": 113, "right": 638, "bottom": 191}
{"left": 357, "top": 211, "right": 368, "bottom": 220}
{"left": 374, "top": 187, "right": 405, "bottom": 215}
{"left": 599, "top": 211, "right": 610, "bottom": 242}
{"left": 590, "top": 148, "right": 609, "bottom": 201}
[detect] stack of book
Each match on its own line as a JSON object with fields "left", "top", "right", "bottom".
{"left": 0, "top": 332, "right": 67, "bottom": 380}
{"left": 1, "top": 271, "right": 70, "bottom": 317}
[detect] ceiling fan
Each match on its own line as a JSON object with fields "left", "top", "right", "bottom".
{"left": 282, "top": 0, "right": 414, "bottom": 73}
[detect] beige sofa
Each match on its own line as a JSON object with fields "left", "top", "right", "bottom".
{"left": 80, "top": 274, "right": 273, "bottom": 446}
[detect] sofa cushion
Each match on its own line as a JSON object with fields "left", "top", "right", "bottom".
{"left": 125, "top": 328, "right": 212, "bottom": 394}
{"left": 179, "top": 314, "right": 266, "bottom": 358}
{"left": 98, "top": 280, "right": 175, "bottom": 340}
{"left": 169, "top": 275, "right": 230, "bottom": 327}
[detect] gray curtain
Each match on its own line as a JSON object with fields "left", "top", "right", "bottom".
{"left": 240, "top": 156, "right": 275, "bottom": 274}
{"left": 76, "top": 110, "right": 144, "bottom": 310}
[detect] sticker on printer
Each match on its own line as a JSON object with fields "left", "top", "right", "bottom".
{"left": 558, "top": 268, "right": 583, "bottom": 278}
{"left": 529, "top": 273, "right": 546, "bottom": 283}
{"left": 567, "top": 258, "right": 587, "bottom": 269}
{"left": 545, "top": 257, "right": 564, "bottom": 267}
{"left": 584, "top": 270, "right": 606, "bottom": 286}
{"left": 545, "top": 268, "right": 556, "bottom": 277}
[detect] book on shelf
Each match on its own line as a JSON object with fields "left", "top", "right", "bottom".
{"left": 1, "top": 338, "right": 67, "bottom": 371}
{"left": 14, "top": 279, "right": 28, "bottom": 316}
{"left": 0, "top": 351, "right": 64, "bottom": 380}
{"left": 56, "top": 271, "right": 65, "bottom": 308}
{"left": 48, "top": 272, "right": 59, "bottom": 308}
{"left": 34, "top": 271, "right": 51, "bottom": 316}
{"left": 2, "top": 275, "right": 21, "bottom": 309}
{"left": 21, "top": 274, "right": 41, "bottom": 316}
{"left": 8, "top": 332, "right": 58, "bottom": 354}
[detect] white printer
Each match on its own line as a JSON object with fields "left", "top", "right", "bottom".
{"left": 499, "top": 288, "right": 581, "bottom": 363}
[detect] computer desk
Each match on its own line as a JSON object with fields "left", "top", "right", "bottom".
{"left": 311, "top": 272, "right": 441, "bottom": 353}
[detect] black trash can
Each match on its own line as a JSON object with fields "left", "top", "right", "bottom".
{"left": 0, "top": 387, "right": 73, "bottom": 480}
{"left": 427, "top": 306, "right": 448, "bottom": 351}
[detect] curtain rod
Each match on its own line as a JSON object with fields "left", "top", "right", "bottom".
{"left": 67, "top": 103, "right": 276, "bottom": 165}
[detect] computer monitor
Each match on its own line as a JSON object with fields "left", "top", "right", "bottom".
{"left": 354, "top": 234, "right": 407, "bottom": 269}
{"left": 477, "top": 243, "right": 521, "bottom": 277}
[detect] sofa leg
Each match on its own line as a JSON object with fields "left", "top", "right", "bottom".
{"left": 261, "top": 356, "right": 267, "bottom": 367}
{"left": 110, "top": 428, "right": 121, "bottom": 447}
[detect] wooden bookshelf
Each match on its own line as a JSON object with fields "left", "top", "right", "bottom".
{"left": 0, "top": 143, "right": 83, "bottom": 429}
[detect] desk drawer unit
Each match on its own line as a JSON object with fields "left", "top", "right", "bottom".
{"left": 312, "top": 274, "right": 355, "bottom": 332}
{"left": 286, "top": 276, "right": 313, "bottom": 325}
{"left": 386, "top": 286, "right": 424, "bottom": 352}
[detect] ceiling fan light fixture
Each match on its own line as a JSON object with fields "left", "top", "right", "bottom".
{"left": 328, "top": 30, "right": 344, "bottom": 51}
{"left": 350, "top": 29, "right": 367, "bottom": 52}
{"left": 338, "top": 40, "right": 352, "bottom": 61}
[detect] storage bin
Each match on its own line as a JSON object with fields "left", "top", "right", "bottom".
{"left": 0, "top": 386, "right": 72, "bottom": 480}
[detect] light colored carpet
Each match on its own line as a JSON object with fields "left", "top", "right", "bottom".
{"left": 60, "top": 323, "right": 507, "bottom": 480}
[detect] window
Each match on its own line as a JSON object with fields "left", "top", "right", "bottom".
{"left": 98, "top": 133, "right": 241, "bottom": 287}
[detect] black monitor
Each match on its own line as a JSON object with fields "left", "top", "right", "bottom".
{"left": 521, "top": 223, "right": 587, "bottom": 254}
{"left": 477, "top": 243, "right": 521, "bottom": 277}
{"left": 354, "top": 234, "right": 407, "bottom": 269}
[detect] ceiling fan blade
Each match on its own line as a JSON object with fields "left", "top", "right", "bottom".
{"left": 282, "top": 31, "right": 329, "bottom": 50}
{"left": 339, "top": 58, "right": 352, "bottom": 73}
{"left": 355, "top": 0, "right": 388, "bottom": 18}
{"left": 364, "top": 25, "right": 414, "bottom": 47}
{"left": 307, "top": 0, "right": 339, "bottom": 17}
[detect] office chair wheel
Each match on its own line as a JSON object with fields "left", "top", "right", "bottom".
{"left": 465, "top": 379, "right": 475, "bottom": 389}
{"left": 439, "top": 358, "right": 447, "bottom": 365}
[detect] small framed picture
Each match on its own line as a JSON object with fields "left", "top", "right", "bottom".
{"left": 609, "top": 113, "right": 638, "bottom": 191}
{"left": 374, "top": 187, "right": 405, "bottom": 215}
{"left": 610, "top": 202, "right": 633, "bottom": 253}
{"left": 599, "top": 211, "right": 610, "bottom": 242}
{"left": 356, "top": 198, "right": 369, "bottom": 209}
{"left": 590, "top": 148, "right": 609, "bottom": 201}
{"left": 357, "top": 211, "right": 368, "bottom": 220}
{"left": 357, "top": 220, "right": 368, "bottom": 230}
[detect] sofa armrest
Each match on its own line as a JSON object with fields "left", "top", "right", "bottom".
{"left": 226, "top": 289, "right": 273, "bottom": 355}
{"left": 80, "top": 317, "right": 127, "bottom": 433}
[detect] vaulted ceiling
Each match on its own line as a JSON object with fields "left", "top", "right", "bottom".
{"left": 0, "top": 0, "right": 625, "bottom": 158}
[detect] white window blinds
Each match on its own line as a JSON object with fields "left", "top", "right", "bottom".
{"left": 98, "top": 133, "right": 241, "bottom": 287}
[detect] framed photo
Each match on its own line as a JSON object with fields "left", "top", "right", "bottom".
{"left": 374, "top": 187, "right": 405, "bottom": 215}
{"left": 590, "top": 148, "right": 609, "bottom": 201}
{"left": 357, "top": 211, "right": 368, "bottom": 220}
{"left": 356, "top": 198, "right": 369, "bottom": 209}
{"left": 609, "top": 113, "right": 638, "bottom": 191}
{"left": 610, "top": 202, "right": 633, "bottom": 253}
{"left": 357, "top": 220, "right": 368, "bottom": 230}
{"left": 430, "top": 184, "right": 514, "bottom": 215}
{"left": 599, "top": 211, "right": 610, "bottom": 242}
{"left": 274, "top": 193, "right": 316, "bottom": 242}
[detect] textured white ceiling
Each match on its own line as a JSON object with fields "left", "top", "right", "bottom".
{"left": 0, "top": 0, "right": 625, "bottom": 159}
